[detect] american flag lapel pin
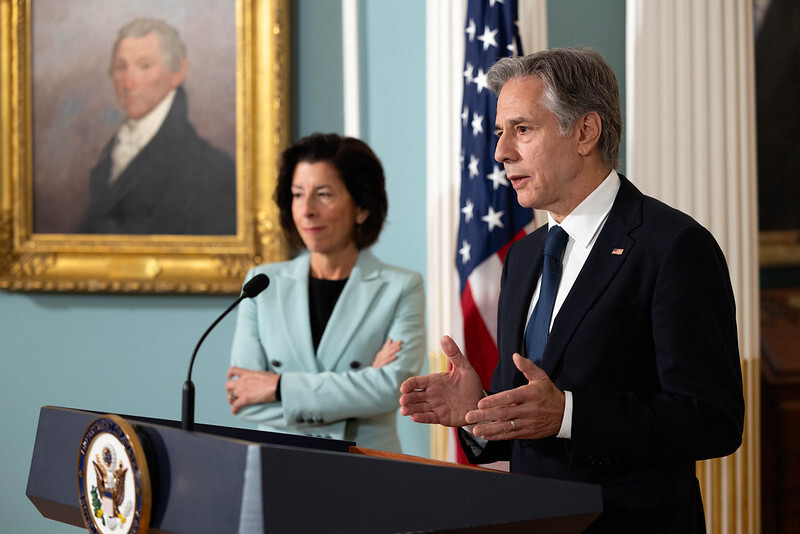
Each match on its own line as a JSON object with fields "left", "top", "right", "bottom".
{"left": 611, "top": 248, "right": 624, "bottom": 255}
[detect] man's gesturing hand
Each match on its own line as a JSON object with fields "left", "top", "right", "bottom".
{"left": 464, "top": 353, "right": 565, "bottom": 441}
{"left": 399, "top": 335, "right": 485, "bottom": 428}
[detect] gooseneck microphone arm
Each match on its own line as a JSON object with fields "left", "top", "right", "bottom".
{"left": 181, "top": 273, "right": 270, "bottom": 431}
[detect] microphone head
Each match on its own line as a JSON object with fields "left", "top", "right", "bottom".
{"left": 242, "top": 273, "right": 270, "bottom": 298}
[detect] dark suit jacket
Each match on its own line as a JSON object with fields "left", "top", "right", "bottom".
{"left": 461, "top": 176, "right": 744, "bottom": 533}
{"left": 81, "top": 86, "right": 236, "bottom": 235}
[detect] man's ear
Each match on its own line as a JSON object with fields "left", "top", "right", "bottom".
{"left": 170, "top": 58, "right": 189, "bottom": 89}
{"left": 576, "top": 111, "right": 602, "bottom": 157}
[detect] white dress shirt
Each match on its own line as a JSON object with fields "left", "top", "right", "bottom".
{"left": 530, "top": 170, "right": 621, "bottom": 438}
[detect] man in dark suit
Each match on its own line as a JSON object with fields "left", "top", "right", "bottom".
{"left": 400, "top": 48, "right": 744, "bottom": 533}
{"left": 81, "top": 17, "right": 235, "bottom": 235}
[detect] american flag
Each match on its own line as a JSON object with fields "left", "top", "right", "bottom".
{"left": 456, "top": 0, "right": 531, "bottom": 461}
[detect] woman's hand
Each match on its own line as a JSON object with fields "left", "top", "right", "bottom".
{"left": 225, "top": 366, "right": 280, "bottom": 414}
{"left": 372, "top": 338, "right": 403, "bottom": 368}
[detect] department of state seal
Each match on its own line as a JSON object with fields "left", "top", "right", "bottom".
{"left": 77, "top": 415, "right": 151, "bottom": 534}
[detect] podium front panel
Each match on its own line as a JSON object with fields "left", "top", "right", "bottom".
{"left": 27, "top": 406, "right": 601, "bottom": 533}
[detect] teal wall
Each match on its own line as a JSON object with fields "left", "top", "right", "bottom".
{"left": 292, "top": 0, "right": 344, "bottom": 134}
{"left": 291, "top": 0, "right": 429, "bottom": 458}
{"left": 358, "top": 0, "right": 430, "bottom": 457}
{"left": 0, "top": 2, "right": 623, "bottom": 532}
{"left": 548, "top": 0, "right": 627, "bottom": 174}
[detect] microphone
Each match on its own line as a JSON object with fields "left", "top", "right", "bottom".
{"left": 181, "top": 273, "right": 269, "bottom": 431}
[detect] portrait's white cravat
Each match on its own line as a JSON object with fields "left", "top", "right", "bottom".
{"left": 108, "top": 88, "right": 177, "bottom": 185}
{"left": 109, "top": 122, "right": 141, "bottom": 184}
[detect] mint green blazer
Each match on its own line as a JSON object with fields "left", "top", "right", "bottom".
{"left": 229, "top": 249, "right": 425, "bottom": 452}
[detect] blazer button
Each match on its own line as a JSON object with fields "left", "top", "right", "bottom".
{"left": 270, "top": 360, "right": 282, "bottom": 368}
{"left": 350, "top": 361, "right": 361, "bottom": 369}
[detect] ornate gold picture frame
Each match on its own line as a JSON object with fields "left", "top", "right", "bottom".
{"left": 0, "top": 0, "right": 289, "bottom": 293}
{"left": 760, "top": 231, "right": 800, "bottom": 268}
{"left": 755, "top": 0, "right": 800, "bottom": 269}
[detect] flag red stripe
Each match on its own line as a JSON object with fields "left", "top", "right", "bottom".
{"left": 460, "top": 281, "right": 499, "bottom": 390}
{"left": 497, "top": 227, "right": 528, "bottom": 263}
{"left": 455, "top": 427, "right": 471, "bottom": 465}
{"left": 457, "top": 282, "right": 499, "bottom": 465}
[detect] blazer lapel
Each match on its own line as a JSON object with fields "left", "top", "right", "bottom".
{"left": 316, "top": 250, "right": 385, "bottom": 370}
{"left": 540, "top": 177, "right": 643, "bottom": 376}
{"left": 275, "top": 255, "right": 320, "bottom": 372}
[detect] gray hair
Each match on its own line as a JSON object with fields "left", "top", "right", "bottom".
{"left": 487, "top": 47, "right": 622, "bottom": 169}
{"left": 111, "top": 18, "right": 187, "bottom": 73}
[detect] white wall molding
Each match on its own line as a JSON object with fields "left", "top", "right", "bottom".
{"left": 425, "top": 0, "right": 467, "bottom": 355}
{"left": 342, "top": 0, "right": 360, "bottom": 137}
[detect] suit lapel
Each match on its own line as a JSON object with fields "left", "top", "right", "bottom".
{"left": 316, "top": 250, "right": 384, "bottom": 370}
{"left": 91, "top": 92, "right": 183, "bottom": 215}
{"left": 275, "top": 255, "right": 320, "bottom": 372}
{"left": 102, "top": 149, "right": 162, "bottom": 209}
{"left": 540, "top": 177, "right": 643, "bottom": 376}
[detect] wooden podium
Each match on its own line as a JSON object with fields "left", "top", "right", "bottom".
{"left": 27, "top": 406, "right": 602, "bottom": 533}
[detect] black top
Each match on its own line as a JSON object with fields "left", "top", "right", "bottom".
{"left": 309, "top": 277, "right": 348, "bottom": 352}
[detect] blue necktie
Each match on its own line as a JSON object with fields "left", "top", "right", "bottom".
{"left": 524, "top": 225, "right": 569, "bottom": 366}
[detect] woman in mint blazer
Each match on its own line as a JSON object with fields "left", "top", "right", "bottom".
{"left": 225, "top": 134, "right": 425, "bottom": 453}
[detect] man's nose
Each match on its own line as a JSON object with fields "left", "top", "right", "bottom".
{"left": 494, "top": 134, "right": 515, "bottom": 163}
{"left": 118, "top": 70, "right": 137, "bottom": 90}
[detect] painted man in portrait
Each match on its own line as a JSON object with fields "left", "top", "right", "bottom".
{"left": 80, "top": 17, "right": 236, "bottom": 235}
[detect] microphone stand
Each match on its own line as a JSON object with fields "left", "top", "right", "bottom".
{"left": 181, "top": 297, "right": 244, "bottom": 431}
{"left": 181, "top": 273, "right": 269, "bottom": 431}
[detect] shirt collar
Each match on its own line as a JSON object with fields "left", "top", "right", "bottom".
{"left": 118, "top": 88, "right": 177, "bottom": 147}
{"left": 548, "top": 170, "right": 621, "bottom": 249}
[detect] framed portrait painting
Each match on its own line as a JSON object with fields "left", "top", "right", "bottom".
{"left": 0, "top": 0, "right": 289, "bottom": 293}
{"left": 755, "top": 0, "right": 800, "bottom": 268}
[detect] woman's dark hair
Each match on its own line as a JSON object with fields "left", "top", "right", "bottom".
{"left": 275, "top": 133, "right": 388, "bottom": 250}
